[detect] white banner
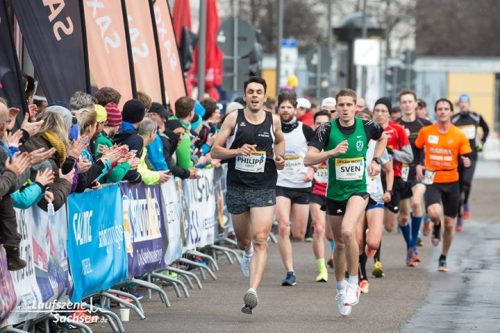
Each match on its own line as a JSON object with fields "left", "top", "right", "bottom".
{"left": 160, "top": 179, "right": 184, "bottom": 265}
{"left": 182, "top": 169, "right": 216, "bottom": 251}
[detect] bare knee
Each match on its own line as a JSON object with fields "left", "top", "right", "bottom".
{"left": 253, "top": 234, "right": 268, "bottom": 251}
{"left": 278, "top": 221, "right": 290, "bottom": 237}
{"left": 341, "top": 228, "right": 355, "bottom": 242}
{"left": 399, "top": 215, "right": 410, "bottom": 227}
{"left": 313, "top": 223, "right": 325, "bottom": 238}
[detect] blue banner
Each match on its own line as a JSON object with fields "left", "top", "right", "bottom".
{"left": 120, "top": 183, "right": 167, "bottom": 278}
{"left": 67, "top": 185, "right": 127, "bottom": 302}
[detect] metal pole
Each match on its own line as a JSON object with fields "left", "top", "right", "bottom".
{"left": 383, "top": 0, "right": 390, "bottom": 96}
{"left": 276, "top": 0, "right": 283, "bottom": 97}
{"left": 327, "top": 0, "right": 333, "bottom": 95}
{"left": 232, "top": 0, "right": 239, "bottom": 93}
{"left": 360, "top": 0, "right": 367, "bottom": 97}
{"left": 197, "top": 0, "right": 207, "bottom": 100}
{"left": 316, "top": 48, "right": 321, "bottom": 99}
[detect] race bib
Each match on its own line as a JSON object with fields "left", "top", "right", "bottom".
{"left": 459, "top": 125, "right": 476, "bottom": 140}
{"left": 423, "top": 170, "right": 435, "bottom": 185}
{"left": 335, "top": 157, "right": 364, "bottom": 181}
{"left": 314, "top": 166, "right": 329, "bottom": 183}
{"left": 401, "top": 164, "right": 410, "bottom": 182}
{"left": 284, "top": 154, "right": 303, "bottom": 173}
{"left": 235, "top": 151, "right": 266, "bottom": 173}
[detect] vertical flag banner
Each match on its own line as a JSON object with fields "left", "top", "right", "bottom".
{"left": 152, "top": 0, "right": 186, "bottom": 108}
{"left": 12, "top": 1, "right": 88, "bottom": 103}
{"left": 0, "top": 0, "right": 27, "bottom": 112}
{"left": 83, "top": 0, "right": 133, "bottom": 104}
{"left": 124, "top": 0, "right": 162, "bottom": 103}
{"left": 67, "top": 185, "right": 127, "bottom": 302}
{"left": 187, "top": 0, "right": 223, "bottom": 101}
{"left": 120, "top": 183, "right": 167, "bottom": 277}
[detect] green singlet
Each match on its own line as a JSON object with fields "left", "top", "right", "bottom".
{"left": 325, "top": 118, "right": 368, "bottom": 201}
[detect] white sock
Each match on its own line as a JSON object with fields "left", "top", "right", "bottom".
{"left": 336, "top": 280, "right": 347, "bottom": 291}
{"left": 245, "top": 244, "right": 254, "bottom": 256}
{"left": 348, "top": 275, "right": 359, "bottom": 286}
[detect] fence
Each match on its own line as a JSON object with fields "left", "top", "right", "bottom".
{"left": 0, "top": 167, "right": 231, "bottom": 331}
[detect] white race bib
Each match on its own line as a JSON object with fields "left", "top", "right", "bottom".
{"left": 235, "top": 151, "right": 266, "bottom": 173}
{"left": 284, "top": 154, "right": 303, "bottom": 173}
{"left": 459, "top": 125, "right": 476, "bottom": 140}
{"left": 401, "top": 164, "right": 410, "bottom": 182}
{"left": 314, "top": 167, "right": 329, "bottom": 183}
{"left": 423, "top": 170, "right": 435, "bottom": 185}
{"left": 335, "top": 157, "right": 364, "bottom": 181}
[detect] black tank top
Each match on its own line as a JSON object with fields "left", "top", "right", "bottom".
{"left": 226, "top": 109, "right": 277, "bottom": 189}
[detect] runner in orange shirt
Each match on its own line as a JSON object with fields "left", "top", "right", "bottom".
{"left": 414, "top": 98, "right": 472, "bottom": 272}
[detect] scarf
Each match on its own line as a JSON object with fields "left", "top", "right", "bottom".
{"left": 282, "top": 117, "right": 299, "bottom": 133}
{"left": 42, "top": 131, "right": 67, "bottom": 165}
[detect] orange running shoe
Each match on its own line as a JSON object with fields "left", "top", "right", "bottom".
{"left": 359, "top": 279, "right": 369, "bottom": 294}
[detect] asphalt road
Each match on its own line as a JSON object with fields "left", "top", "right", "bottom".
{"left": 92, "top": 162, "right": 500, "bottom": 333}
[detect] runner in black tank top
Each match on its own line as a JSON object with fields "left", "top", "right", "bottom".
{"left": 212, "top": 77, "right": 285, "bottom": 315}
{"left": 226, "top": 108, "right": 277, "bottom": 189}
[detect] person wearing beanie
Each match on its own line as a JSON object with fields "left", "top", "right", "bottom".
{"left": 372, "top": 96, "right": 414, "bottom": 272}
{"left": 104, "top": 102, "right": 122, "bottom": 127}
{"left": 113, "top": 99, "right": 146, "bottom": 183}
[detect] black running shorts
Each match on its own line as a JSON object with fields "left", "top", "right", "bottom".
{"left": 424, "top": 182, "right": 460, "bottom": 218}
{"left": 226, "top": 186, "right": 276, "bottom": 215}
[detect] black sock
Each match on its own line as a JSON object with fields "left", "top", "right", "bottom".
{"left": 374, "top": 241, "right": 382, "bottom": 262}
{"left": 359, "top": 253, "right": 368, "bottom": 280}
{"left": 439, "top": 254, "right": 446, "bottom": 261}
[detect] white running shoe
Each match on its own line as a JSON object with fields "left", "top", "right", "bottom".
{"left": 240, "top": 247, "right": 253, "bottom": 278}
{"left": 343, "top": 283, "right": 360, "bottom": 306}
{"left": 335, "top": 289, "right": 352, "bottom": 316}
{"left": 241, "top": 288, "right": 258, "bottom": 314}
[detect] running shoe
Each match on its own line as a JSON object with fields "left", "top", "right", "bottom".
{"left": 240, "top": 250, "right": 253, "bottom": 278}
{"left": 372, "top": 261, "right": 384, "bottom": 278}
{"left": 359, "top": 279, "right": 369, "bottom": 294}
{"left": 335, "top": 289, "right": 352, "bottom": 316}
{"left": 417, "top": 237, "right": 424, "bottom": 247}
{"left": 343, "top": 283, "right": 360, "bottom": 306}
{"left": 406, "top": 249, "right": 417, "bottom": 267}
{"left": 241, "top": 288, "right": 259, "bottom": 314}
{"left": 327, "top": 254, "right": 334, "bottom": 269}
{"left": 423, "top": 220, "right": 432, "bottom": 236}
{"left": 281, "top": 271, "right": 297, "bottom": 286}
{"left": 411, "top": 247, "right": 421, "bottom": 263}
{"left": 305, "top": 236, "right": 313, "bottom": 242}
{"left": 432, "top": 223, "right": 442, "bottom": 247}
{"left": 462, "top": 203, "right": 470, "bottom": 220}
{"left": 315, "top": 270, "right": 328, "bottom": 283}
{"left": 438, "top": 258, "right": 448, "bottom": 272}
{"left": 456, "top": 218, "right": 464, "bottom": 232}
{"left": 365, "top": 244, "right": 377, "bottom": 258}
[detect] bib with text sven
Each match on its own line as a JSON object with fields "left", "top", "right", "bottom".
{"left": 335, "top": 157, "right": 365, "bottom": 181}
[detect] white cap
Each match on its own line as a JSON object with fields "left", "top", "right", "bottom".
{"left": 226, "top": 102, "right": 244, "bottom": 114}
{"left": 321, "top": 97, "right": 336, "bottom": 108}
{"left": 297, "top": 98, "right": 311, "bottom": 109}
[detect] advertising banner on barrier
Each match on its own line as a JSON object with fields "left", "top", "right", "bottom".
{"left": 8, "top": 208, "right": 43, "bottom": 324}
{"left": 12, "top": 0, "right": 88, "bottom": 102}
{"left": 160, "top": 179, "right": 183, "bottom": 265}
{"left": 0, "top": 246, "right": 16, "bottom": 328}
{"left": 120, "top": 183, "right": 167, "bottom": 277}
{"left": 68, "top": 185, "right": 127, "bottom": 302}
{"left": 183, "top": 168, "right": 216, "bottom": 251}
{"left": 31, "top": 207, "right": 72, "bottom": 304}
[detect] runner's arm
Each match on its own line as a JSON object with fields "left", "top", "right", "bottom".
{"left": 211, "top": 112, "right": 241, "bottom": 160}
{"left": 479, "top": 115, "right": 490, "bottom": 145}
{"left": 272, "top": 114, "right": 285, "bottom": 156}
{"left": 392, "top": 144, "right": 413, "bottom": 164}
